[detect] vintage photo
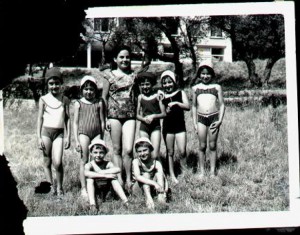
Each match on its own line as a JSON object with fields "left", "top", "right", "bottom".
{"left": 1, "top": 1, "right": 299, "bottom": 234}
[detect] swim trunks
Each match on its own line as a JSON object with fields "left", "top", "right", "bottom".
{"left": 41, "top": 127, "right": 64, "bottom": 141}
{"left": 197, "top": 111, "right": 219, "bottom": 126}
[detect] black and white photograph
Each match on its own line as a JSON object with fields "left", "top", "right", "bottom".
{"left": 0, "top": 1, "right": 299, "bottom": 234}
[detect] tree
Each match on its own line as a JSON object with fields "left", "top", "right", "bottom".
{"left": 81, "top": 18, "right": 116, "bottom": 68}
{"left": 210, "top": 14, "right": 285, "bottom": 87}
{"left": 178, "top": 16, "right": 210, "bottom": 73}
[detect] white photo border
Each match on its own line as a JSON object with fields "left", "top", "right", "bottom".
{"left": 22, "top": 2, "right": 299, "bottom": 234}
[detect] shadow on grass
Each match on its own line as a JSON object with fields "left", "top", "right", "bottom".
{"left": 216, "top": 152, "right": 238, "bottom": 169}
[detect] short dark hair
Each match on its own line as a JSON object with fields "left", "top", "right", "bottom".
{"left": 137, "top": 72, "right": 157, "bottom": 85}
{"left": 91, "top": 144, "right": 107, "bottom": 153}
{"left": 112, "top": 45, "right": 132, "bottom": 58}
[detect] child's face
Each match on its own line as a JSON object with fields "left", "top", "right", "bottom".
{"left": 90, "top": 146, "right": 106, "bottom": 163}
{"left": 136, "top": 145, "right": 151, "bottom": 161}
{"left": 82, "top": 84, "right": 96, "bottom": 101}
{"left": 162, "top": 76, "right": 175, "bottom": 93}
{"left": 114, "top": 49, "right": 131, "bottom": 71}
{"left": 199, "top": 68, "right": 213, "bottom": 84}
{"left": 139, "top": 79, "right": 153, "bottom": 95}
{"left": 47, "top": 78, "right": 62, "bottom": 95}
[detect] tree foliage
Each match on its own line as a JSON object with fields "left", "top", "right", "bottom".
{"left": 210, "top": 14, "right": 285, "bottom": 86}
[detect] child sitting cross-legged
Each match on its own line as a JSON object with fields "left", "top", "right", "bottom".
{"left": 84, "top": 139, "right": 129, "bottom": 211}
{"left": 132, "top": 137, "right": 168, "bottom": 210}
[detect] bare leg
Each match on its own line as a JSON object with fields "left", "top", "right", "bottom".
{"left": 164, "top": 133, "right": 178, "bottom": 184}
{"left": 150, "top": 130, "right": 161, "bottom": 161}
{"left": 109, "top": 119, "right": 123, "bottom": 187}
{"left": 197, "top": 123, "right": 208, "bottom": 177}
{"left": 122, "top": 119, "right": 136, "bottom": 191}
{"left": 142, "top": 173, "right": 154, "bottom": 209}
{"left": 52, "top": 137, "right": 64, "bottom": 193}
{"left": 208, "top": 126, "right": 219, "bottom": 176}
{"left": 41, "top": 136, "right": 53, "bottom": 184}
{"left": 111, "top": 179, "right": 128, "bottom": 203}
{"left": 155, "top": 172, "right": 167, "bottom": 203}
{"left": 86, "top": 178, "right": 96, "bottom": 206}
{"left": 78, "top": 134, "right": 92, "bottom": 195}
{"left": 175, "top": 132, "right": 187, "bottom": 171}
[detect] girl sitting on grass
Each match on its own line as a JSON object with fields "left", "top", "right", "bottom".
{"left": 37, "top": 67, "right": 71, "bottom": 196}
{"left": 136, "top": 72, "right": 166, "bottom": 160}
{"left": 159, "top": 70, "right": 190, "bottom": 184}
{"left": 73, "top": 75, "right": 105, "bottom": 199}
{"left": 192, "top": 61, "right": 225, "bottom": 177}
{"left": 131, "top": 137, "right": 168, "bottom": 210}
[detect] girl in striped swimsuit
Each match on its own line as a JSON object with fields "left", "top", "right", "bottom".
{"left": 73, "top": 75, "right": 105, "bottom": 198}
{"left": 192, "top": 61, "right": 225, "bottom": 177}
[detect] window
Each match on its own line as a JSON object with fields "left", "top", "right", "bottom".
{"left": 211, "top": 26, "right": 223, "bottom": 38}
{"left": 211, "top": 48, "right": 224, "bottom": 61}
{"left": 94, "top": 18, "right": 109, "bottom": 32}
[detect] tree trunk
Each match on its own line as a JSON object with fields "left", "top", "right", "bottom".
{"left": 262, "top": 57, "right": 280, "bottom": 85}
{"left": 186, "top": 29, "right": 197, "bottom": 73}
{"left": 245, "top": 59, "right": 261, "bottom": 87}
{"left": 100, "top": 41, "right": 106, "bottom": 66}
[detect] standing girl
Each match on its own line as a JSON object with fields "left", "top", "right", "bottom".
{"left": 160, "top": 70, "right": 190, "bottom": 184}
{"left": 192, "top": 61, "right": 225, "bottom": 177}
{"left": 102, "top": 45, "right": 137, "bottom": 192}
{"left": 73, "top": 75, "right": 105, "bottom": 198}
{"left": 136, "top": 72, "right": 166, "bottom": 160}
{"left": 37, "top": 67, "right": 71, "bottom": 196}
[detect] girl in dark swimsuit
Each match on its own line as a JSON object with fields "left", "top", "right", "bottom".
{"left": 192, "top": 61, "right": 225, "bottom": 177}
{"left": 159, "top": 70, "right": 190, "bottom": 184}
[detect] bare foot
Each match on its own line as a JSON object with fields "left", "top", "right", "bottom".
{"left": 146, "top": 200, "right": 155, "bottom": 210}
{"left": 171, "top": 177, "right": 179, "bottom": 184}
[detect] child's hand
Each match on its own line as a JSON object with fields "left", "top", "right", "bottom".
{"left": 210, "top": 121, "right": 221, "bottom": 134}
{"left": 64, "top": 139, "right": 70, "bottom": 149}
{"left": 157, "top": 90, "right": 164, "bottom": 101}
{"left": 75, "top": 142, "right": 82, "bottom": 153}
{"left": 154, "top": 183, "right": 164, "bottom": 193}
{"left": 145, "top": 115, "right": 154, "bottom": 123}
{"left": 106, "top": 120, "right": 111, "bottom": 132}
{"left": 38, "top": 138, "right": 45, "bottom": 151}
{"left": 105, "top": 173, "right": 117, "bottom": 180}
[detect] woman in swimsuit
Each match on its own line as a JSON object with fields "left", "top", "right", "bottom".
{"left": 192, "top": 61, "right": 225, "bottom": 177}
{"left": 73, "top": 75, "right": 105, "bottom": 198}
{"left": 102, "top": 45, "right": 138, "bottom": 192}
{"left": 37, "top": 67, "right": 71, "bottom": 196}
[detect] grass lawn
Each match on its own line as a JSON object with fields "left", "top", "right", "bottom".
{"left": 3, "top": 97, "right": 289, "bottom": 216}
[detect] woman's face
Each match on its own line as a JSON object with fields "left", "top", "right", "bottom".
{"left": 114, "top": 49, "right": 131, "bottom": 71}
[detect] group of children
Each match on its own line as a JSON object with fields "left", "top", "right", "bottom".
{"left": 36, "top": 46, "right": 225, "bottom": 211}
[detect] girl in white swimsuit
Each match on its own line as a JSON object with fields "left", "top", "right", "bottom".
{"left": 37, "top": 67, "right": 71, "bottom": 196}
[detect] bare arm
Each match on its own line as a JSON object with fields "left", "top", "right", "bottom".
{"left": 191, "top": 87, "right": 198, "bottom": 131}
{"left": 73, "top": 101, "right": 81, "bottom": 152}
{"left": 84, "top": 161, "right": 119, "bottom": 179}
{"left": 101, "top": 78, "right": 110, "bottom": 130}
{"left": 64, "top": 97, "right": 71, "bottom": 149}
{"left": 136, "top": 94, "right": 145, "bottom": 122}
{"left": 37, "top": 98, "right": 45, "bottom": 150}
{"left": 210, "top": 85, "right": 225, "bottom": 132}
{"left": 132, "top": 159, "right": 160, "bottom": 187}
{"left": 99, "top": 100, "right": 105, "bottom": 139}
{"left": 167, "top": 90, "right": 190, "bottom": 111}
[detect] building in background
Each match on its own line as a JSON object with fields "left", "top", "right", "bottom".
{"left": 82, "top": 8, "right": 232, "bottom": 68}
